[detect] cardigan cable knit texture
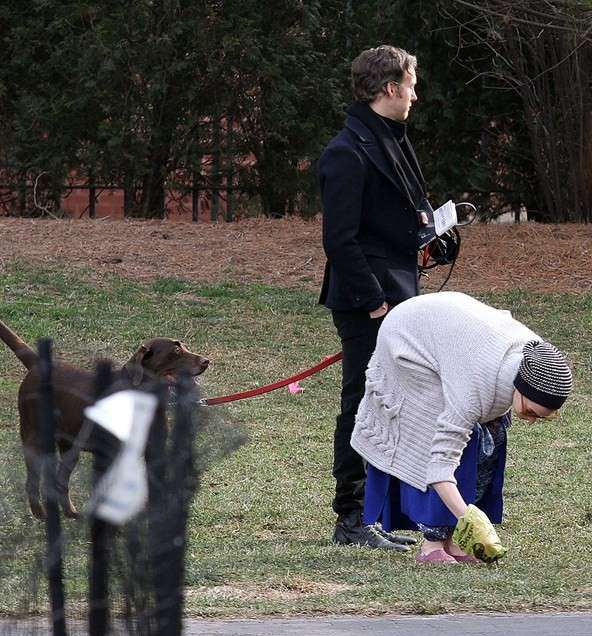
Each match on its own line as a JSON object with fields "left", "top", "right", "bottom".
{"left": 351, "top": 292, "right": 540, "bottom": 491}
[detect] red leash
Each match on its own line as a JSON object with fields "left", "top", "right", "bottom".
{"left": 203, "top": 351, "right": 343, "bottom": 406}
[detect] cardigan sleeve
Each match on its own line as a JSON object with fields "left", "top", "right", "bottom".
{"left": 425, "top": 399, "right": 479, "bottom": 486}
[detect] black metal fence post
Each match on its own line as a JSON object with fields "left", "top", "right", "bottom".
{"left": 192, "top": 167, "right": 201, "bottom": 223}
{"left": 144, "top": 383, "right": 169, "bottom": 634}
{"left": 88, "top": 170, "right": 96, "bottom": 219}
{"left": 225, "top": 114, "right": 234, "bottom": 222}
{"left": 88, "top": 361, "right": 115, "bottom": 636}
{"left": 38, "top": 338, "right": 67, "bottom": 636}
{"left": 166, "top": 373, "right": 200, "bottom": 635}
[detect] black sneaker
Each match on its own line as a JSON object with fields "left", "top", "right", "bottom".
{"left": 357, "top": 524, "right": 411, "bottom": 551}
{"left": 372, "top": 522, "right": 418, "bottom": 546}
{"left": 333, "top": 511, "right": 411, "bottom": 551}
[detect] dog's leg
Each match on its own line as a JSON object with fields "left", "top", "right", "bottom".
{"left": 23, "top": 448, "right": 46, "bottom": 520}
{"left": 56, "top": 438, "right": 80, "bottom": 519}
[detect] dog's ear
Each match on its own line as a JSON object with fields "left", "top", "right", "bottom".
{"left": 122, "top": 344, "right": 152, "bottom": 386}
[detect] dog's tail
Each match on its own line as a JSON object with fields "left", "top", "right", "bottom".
{"left": 0, "top": 319, "right": 38, "bottom": 370}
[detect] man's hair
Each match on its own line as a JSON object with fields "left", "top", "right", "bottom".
{"left": 351, "top": 45, "right": 417, "bottom": 103}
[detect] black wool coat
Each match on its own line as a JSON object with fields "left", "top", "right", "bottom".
{"left": 318, "top": 114, "right": 424, "bottom": 312}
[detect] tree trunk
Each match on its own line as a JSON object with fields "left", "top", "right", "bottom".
{"left": 261, "top": 180, "right": 288, "bottom": 218}
{"left": 138, "top": 153, "right": 168, "bottom": 219}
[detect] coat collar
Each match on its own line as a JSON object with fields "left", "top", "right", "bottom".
{"left": 345, "top": 115, "right": 421, "bottom": 209}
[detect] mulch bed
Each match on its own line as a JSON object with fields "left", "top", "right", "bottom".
{"left": 2, "top": 217, "right": 591, "bottom": 294}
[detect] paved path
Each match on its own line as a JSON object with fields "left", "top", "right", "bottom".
{"left": 4, "top": 612, "right": 592, "bottom": 635}
{"left": 184, "top": 613, "right": 592, "bottom": 636}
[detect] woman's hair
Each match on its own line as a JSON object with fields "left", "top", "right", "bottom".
{"left": 351, "top": 45, "right": 417, "bottom": 103}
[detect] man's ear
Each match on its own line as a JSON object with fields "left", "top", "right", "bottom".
{"left": 384, "top": 81, "right": 398, "bottom": 98}
{"left": 122, "top": 344, "right": 151, "bottom": 386}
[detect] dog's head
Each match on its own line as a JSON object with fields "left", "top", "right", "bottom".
{"left": 122, "top": 338, "right": 209, "bottom": 386}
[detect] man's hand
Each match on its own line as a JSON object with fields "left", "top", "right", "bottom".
{"left": 452, "top": 504, "right": 508, "bottom": 564}
{"left": 369, "top": 302, "right": 389, "bottom": 319}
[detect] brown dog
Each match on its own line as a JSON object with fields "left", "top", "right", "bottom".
{"left": 0, "top": 319, "right": 209, "bottom": 520}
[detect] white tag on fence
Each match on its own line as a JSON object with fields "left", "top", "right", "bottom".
{"left": 84, "top": 390, "right": 157, "bottom": 442}
{"left": 84, "top": 390, "right": 158, "bottom": 525}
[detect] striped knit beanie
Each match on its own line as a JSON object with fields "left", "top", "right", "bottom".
{"left": 513, "top": 340, "right": 573, "bottom": 410}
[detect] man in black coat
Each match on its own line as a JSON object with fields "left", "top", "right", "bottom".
{"left": 319, "top": 45, "right": 427, "bottom": 549}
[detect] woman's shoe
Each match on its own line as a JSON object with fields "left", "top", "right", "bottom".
{"left": 415, "top": 549, "right": 459, "bottom": 564}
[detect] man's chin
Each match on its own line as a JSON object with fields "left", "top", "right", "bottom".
{"left": 393, "top": 108, "right": 411, "bottom": 122}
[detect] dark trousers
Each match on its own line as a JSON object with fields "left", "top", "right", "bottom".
{"left": 331, "top": 310, "right": 384, "bottom": 515}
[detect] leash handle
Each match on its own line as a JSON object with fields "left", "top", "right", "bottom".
{"left": 203, "top": 351, "right": 343, "bottom": 406}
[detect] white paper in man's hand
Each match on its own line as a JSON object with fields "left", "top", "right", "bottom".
{"left": 433, "top": 200, "right": 458, "bottom": 236}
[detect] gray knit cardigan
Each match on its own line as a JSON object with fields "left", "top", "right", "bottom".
{"left": 351, "top": 292, "right": 540, "bottom": 491}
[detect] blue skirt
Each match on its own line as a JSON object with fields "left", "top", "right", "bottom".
{"left": 362, "top": 422, "right": 507, "bottom": 531}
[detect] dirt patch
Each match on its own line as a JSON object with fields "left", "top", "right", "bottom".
{"left": 1, "top": 217, "right": 590, "bottom": 294}
{"left": 187, "top": 580, "right": 354, "bottom": 602}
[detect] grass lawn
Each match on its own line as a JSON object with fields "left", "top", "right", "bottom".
{"left": 0, "top": 261, "right": 591, "bottom": 617}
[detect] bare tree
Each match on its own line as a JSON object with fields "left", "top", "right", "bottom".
{"left": 448, "top": 0, "right": 592, "bottom": 221}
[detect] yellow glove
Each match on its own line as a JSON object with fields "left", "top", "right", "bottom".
{"left": 452, "top": 504, "right": 508, "bottom": 564}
